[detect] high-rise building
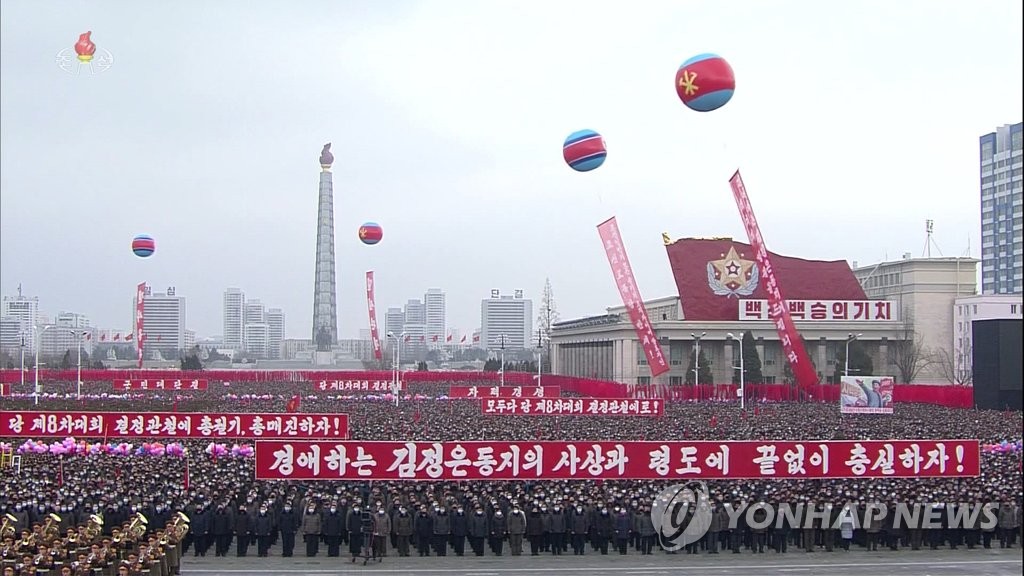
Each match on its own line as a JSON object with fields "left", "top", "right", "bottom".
{"left": 384, "top": 307, "right": 404, "bottom": 339}
{"left": 480, "top": 289, "right": 533, "bottom": 350}
{"left": 404, "top": 299, "right": 425, "bottom": 325}
{"left": 312, "top": 143, "right": 339, "bottom": 347}
{"left": 424, "top": 288, "right": 447, "bottom": 342}
{"left": 1, "top": 287, "right": 39, "bottom": 353}
{"left": 980, "top": 122, "right": 1023, "bottom": 294}
{"left": 245, "top": 323, "right": 269, "bottom": 357}
{"left": 244, "top": 299, "right": 266, "bottom": 326}
{"left": 56, "top": 312, "right": 90, "bottom": 328}
{"left": 266, "top": 308, "right": 285, "bottom": 359}
{"left": 223, "top": 288, "right": 245, "bottom": 350}
{"left": 137, "top": 288, "right": 186, "bottom": 357}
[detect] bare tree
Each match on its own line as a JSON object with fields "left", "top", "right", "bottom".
{"left": 932, "top": 346, "right": 973, "bottom": 385}
{"left": 889, "top": 327, "right": 934, "bottom": 384}
{"left": 536, "top": 278, "right": 560, "bottom": 371}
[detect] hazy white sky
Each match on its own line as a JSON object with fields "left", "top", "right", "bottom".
{"left": 1, "top": 0, "right": 1021, "bottom": 340}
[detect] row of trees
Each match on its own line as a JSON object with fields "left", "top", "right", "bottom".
{"left": 483, "top": 359, "right": 539, "bottom": 373}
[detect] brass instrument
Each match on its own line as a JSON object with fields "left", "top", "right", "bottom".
{"left": 84, "top": 514, "right": 104, "bottom": 541}
{"left": 169, "top": 511, "right": 190, "bottom": 540}
{"left": 43, "top": 513, "right": 61, "bottom": 540}
{"left": 0, "top": 513, "right": 15, "bottom": 539}
{"left": 127, "top": 512, "right": 148, "bottom": 539}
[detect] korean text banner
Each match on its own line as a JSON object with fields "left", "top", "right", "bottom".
{"left": 255, "top": 439, "right": 980, "bottom": 481}
{"left": 481, "top": 398, "right": 664, "bottom": 416}
{"left": 448, "top": 385, "right": 559, "bottom": 399}
{"left": 135, "top": 282, "right": 146, "bottom": 369}
{"left": 596, "top": 217, "right": 668, "bottom": 377}
{"left": 1, "top": 411, "right": 348, "bottom": 439}
{"left": 315, "top": 380, "right": 405, "bottom": 393}
{"left": 729, "top": 172, "right": 818, "bottom": 389}
{"left": 841, "top": 376, "right": 895, "bottom": 414}
{"left": 366, "top": 271, "right": 383, "bottom": 361}
{"left": 113, "top": 379, "right": 208, "bottom": 391}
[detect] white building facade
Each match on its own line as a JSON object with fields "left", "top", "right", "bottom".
{"left": 952, "top": 294, "right": 1024, "bottom": 383}
{"left": 424, "top": 288, "right": 447, "bottom": 343}
{"left": 223, "top": 288, "right": 245, "bottom": 350}
{"left": 979, "top": 122, "right": 1023, "bottom": 294}
{"left": 481, "top": 290, "right": 533, "bottom": 350}
{"left": 1, "top": 293, "right": 39, "bottom": 353}
{"left": 138, "top": 289, "right": 186, "bottom": 357}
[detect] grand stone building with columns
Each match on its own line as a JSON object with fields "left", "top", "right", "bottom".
{"left": 549, "top": 238, "right": 976, "bottom": 385}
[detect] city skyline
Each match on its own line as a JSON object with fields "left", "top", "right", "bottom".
{"left": 1, "top": 2, "right": 1021, "bottom": 340}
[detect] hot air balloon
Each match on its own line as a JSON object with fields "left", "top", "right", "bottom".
{"left": 131, "top": 235, "right": 155, "bottom": 258}
{"left": 675, "top": 53, "right": 735, "bottom": 112}
{"left": 563, "top": 129, "right": 607, "bottom": 172}
{"left": 358, "top": 223, "right": 383, "bottom": 245}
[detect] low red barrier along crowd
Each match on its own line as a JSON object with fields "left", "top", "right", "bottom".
{"left": 0, "top": 369, "right": 975, "bottom": 408}
{"left": 0, "top": 410, "right": 349, "bottom": 439}
{"left": 254, "top": 439, "right": 981, "bottom": 481}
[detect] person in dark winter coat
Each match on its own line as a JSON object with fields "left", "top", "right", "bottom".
{"left": 234, "top": 506, "right": 252, "bottom": 557}
{"left": 451, "top": 506, "right": 468, "bottom": 556}
{"left": 211, "top": 505, "right": 233, "bottom": 557}
{"left": 191, "top": 505, "right": 210, "bottom": 557}
{"left": 489, "top": 509, "right": 508, "bottom": 556}
{"left": 392, "top": 507, "right": 414, "bottom": 557}
{"left": 570, "top": 505, "right": 589, "bottom": 555}
{"left": 323, "top": 504, "right": 344, "bottom": 558}
{"left": 507, "top": 507, "right": 526, "bottom": 556}
{"left": 613, "top": 508, "right": 631, "bottom": 554}
{"left": 300, "top": 504, "right": 321, "bottom": 557}
{"left": 253, "top": 506, "right": 274, "bottom": 557}
{"left": 467, "top": 507, "right": 489, "bottom": 556}
{"left": 636, "top": 507, "right": 657, "bottom": 555}
{"left": 277, "top": 503, "right": 298, "bottom": 558}
{"left": 432, "top": 507, "right": 452, "bottom": 556}
{"left": 593, "top": 507, "right": 613, "bottom": 555}
{"left": 548, "top": 505, "right": 567, "bottom": 555}
{"left": 345, "top": 506, "right": 364, "bottom": 561}
{"left": 526, "top": 507, "right": 545, "bottom": 555}
{"left": 415, "top": 507, "right": 433, "bottom": 556}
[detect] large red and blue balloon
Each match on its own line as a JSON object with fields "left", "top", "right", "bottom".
{"left": 675, "top": 53, "right": 735, "bottom": 112}
{"left": 358, "top": 222, "right": 383, "bottom": 245}
{"left": 131, "top": 234, "right": 155, "bottom": 258}
{"left": 563, "top": 129, "right": 607, "bottom": 172}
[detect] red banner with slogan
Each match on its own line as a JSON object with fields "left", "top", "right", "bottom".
{"left": 366, "top": 271, "right": 383, "bottom": 361}
{"left": 449, "top": 385, "right": 559, "bottom": 399}
{"left": 0, "top": 411, "right": 348, "bottom": 439}
{"left": 254, "top": 439, "right": 980, "bottom": 481}
{"left": 728, "top": 172, "right": 818, "bottom": 389}
{"left": 480, "top": 398, "right": 663, "bottom": 417}
{"left": 113, "top": 379, "right": 208, "bottom": 391}
{"left": 135, "top": 282, "right": 146, "bottom": 369}
{"left": 597, "top": 218, "right": 668, "bottom": 377}
{"left": 315, "top": 380, "right": 404, "bottom": 393}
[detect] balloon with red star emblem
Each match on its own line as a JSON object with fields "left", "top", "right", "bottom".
{"left": 675, "top": 53, "right": 735, "bottom": 112}
{"left": 358, "top": 222, "right": 383, "bottom": 245}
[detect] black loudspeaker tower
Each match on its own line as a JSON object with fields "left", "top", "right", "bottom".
{"left": 972, "top": 319, "right": 1023, "bottom": 411}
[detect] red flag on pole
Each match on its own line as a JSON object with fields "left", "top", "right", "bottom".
{"left": 286, "top": 395, "right": 301, "bottom": 413}
{"left": 413, "top": 409, "right": 421, "bottom": 423}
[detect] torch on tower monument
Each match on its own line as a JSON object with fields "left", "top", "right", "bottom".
{"left": 312, "top": 143, "right": 338, "bottom": 365}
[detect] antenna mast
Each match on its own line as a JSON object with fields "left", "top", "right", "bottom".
{"left": 922, "top": 219, "right": 943, "bottom": 258}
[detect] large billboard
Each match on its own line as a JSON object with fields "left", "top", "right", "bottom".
{"left": 841, "top": 376, "right": 894, "bottom": 414}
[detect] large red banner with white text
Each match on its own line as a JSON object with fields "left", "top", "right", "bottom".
{"left": 254, "top": 439, "right": 980, "bottom": 481}
{"left": 0, "top": 411, "right": 348, "bottom": 439}
{"left": 449, "top": 385, "right": 559, "bottom": 399}
{"left": 481, "top": 398, "right": 663, "bottom": 417}
{"left": 729, "top": 172, "right": 818, "bottom": 389}
{"left": 597, "top": 218, "right": 668, "bottom": 377}
{"left": 135, "top": 282, "right": 146, "bottom": 369}
{"left": 113, "top": 379, "right": 208, "bottom": 391}
{"left": 366, "top": 271, "right": 383, "bottom": 361}
{"left": 315, "top": 380, "right": 405, "bottom": 393}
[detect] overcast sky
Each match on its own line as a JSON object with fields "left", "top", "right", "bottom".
{"left": 1, "top": 0, "right": 1021, "bottom": 340}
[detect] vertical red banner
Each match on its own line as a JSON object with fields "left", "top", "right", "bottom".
{"left": 597, "top": 217, "right": 669, "bottom": 377}
{"left": 135, "top": 283, "right": 146, "bottom": 369}
{"left": 366, "top": 271, "right": 383, "bottom": 361}
{"left": 728, "top": 171, "right": 818, "bottom": 389}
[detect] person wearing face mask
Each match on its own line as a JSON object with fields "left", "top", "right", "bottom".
{"left": 548, "top": 504, "right": 567, "bottom": 555}
{"left": 253, "top": 506, "right": 273, "bottom": 558}
{"left": 300, "top": 504, "right": 321, "bottom": 557}
{"left": 211, "top": 504, "right": 232, "bottom": 558}
{"left": 392, "top": 507, "right": 413, "bottom": 557}
{"left": 636, "top": 506, "right": 657, "bottom": 555}
{"left": 346, "top": 505, "right": 364, "bottom": 561}
{"left": 450, "top": 506, "right": 468, "bottom": 556}
{"left": 431, "top": 505, "right": 451, "bottom": 556}
{"left": 570, "top": 505, "right": 589, "bottom": 555}
{"left": 593, "top": 506, "right": 613, "bottom": 555}
{"left": 234, "top": 505, "right": 253, "bottom": 557}
{"left": 467, "top": 507, "right": 488, "bottom": 557}
{"left": 526, "top": 506, "right": 544, "bottom": 555}
{"left": 414, "top": 507, "right": 433, "bottom": 557}
{"left": 488, "top": 508, "right": 507, "bottom": 556}
{"left": 506, "top": 506, "right": 526, "bottom": 556}
{"left": 323, "top": 503, "right": 343, "bottom": 558}
{"left": 372, "top": 508, "right": 391, "bottom": 561}
{"left": 277, "top": 503, "right": 298, "bottom": 558}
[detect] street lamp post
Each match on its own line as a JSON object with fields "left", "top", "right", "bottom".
{"left": 387, "top": 332, "right": 403, "bottom": 406}
{"left": 19, "top": 335, "right": 25, "bottom": 389}
{"left": 690, "top": 332, "right": 706, "bottom": 402}
{"left": 535, "top": 333, "right": 543, "bottom": 387}
{"left": 33, "top": 325, "right": 52, "bottom": 406}
{"left": 844, "top": 333, "right": 863, "bottom": 378}
{"left": 499, "top": 334, "right": 508, "bottom": 387}
{"left": 76, "top": 330, "right": 85, "bottom": 399}
{"left": 728, "top": 332, "right": 745, "bottom": 410}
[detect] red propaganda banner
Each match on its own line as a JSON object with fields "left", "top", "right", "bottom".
{"left": 728, "top": 172, "right": 817, "bottom": 389}
{"left": 315, "top": 380, "right": 404, "bottom": 393}
{"left": 113, "top": 379, "right": 208, "bottom": 391}
{"left": 0, "top": 411, "right": 348, "bottom": 439}
{"left": 448, "top": 385, "right": 559, "bottom": 399}
{"left": 597, "top": 218, "right": 668, "bottom": 377}
{"left": 480, "top": 398, "right": 663, "bottom": 417}
{"left": 254, "top": 439, "right": 980, "bottom": 481}
{"left": 135, "top": 282, "right": 146, "bottom": 369}
{"left": 366, "top": 271, "right": 383, "bottom": 361}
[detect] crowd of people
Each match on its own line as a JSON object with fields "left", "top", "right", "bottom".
{"left": 0, "top": 378, "right": 1021, "bottom": 573}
